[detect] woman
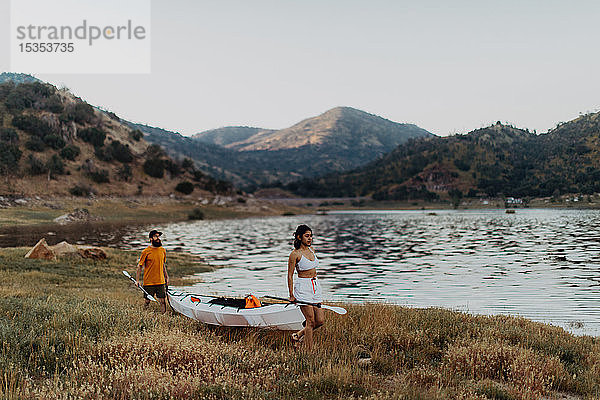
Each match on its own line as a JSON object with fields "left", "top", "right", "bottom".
{"left": 288, "top": 224, "right": 324, "bottom": 349}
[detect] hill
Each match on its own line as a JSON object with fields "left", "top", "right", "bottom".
{"left": 130, "top": 123, "right": 296, "bottom": 189}
{"left": 0, "top": 79, "right": 233, "bottom": 197}
{"left": 144, "top": 107, "right": 433, "bottom": 189}
{"left": 225, "top": 106, "right": 431, "bottom": 152}
{"left": 285, "top": 118, "right": 600, "bottom": 200}
{"left": 192, "top": 126, "right": 272, "bottom": 147}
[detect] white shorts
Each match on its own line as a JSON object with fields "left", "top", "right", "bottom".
{"left": 294, "top": 277, "right": 322, "bottom": 304}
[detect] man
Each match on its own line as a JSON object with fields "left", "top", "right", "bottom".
{"left": 136, "top": 229, "right": 169, "bottom": 313}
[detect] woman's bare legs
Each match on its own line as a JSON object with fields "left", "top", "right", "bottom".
{"left": 295, "top": 306, "right": 325, "bottom": 349}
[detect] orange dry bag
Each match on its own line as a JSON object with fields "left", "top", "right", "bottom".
{"left": 245, "top": 294, "right": 261, "bottom": 308}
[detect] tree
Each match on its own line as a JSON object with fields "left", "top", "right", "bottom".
{"left": 63, "top": 102, "right": 95, "bottom": 124}
{"left": 77, "top": 127, "right": 106, "bottom": 147}
{"left": 46, "top": 154, "right": 65, "bottom": 178}
{"left": 143, "top": 158, "right": 164, "bottom": 178}
{"left": 0, "top": 144, "right": 21, "bottom": 175}
{"left": 0, "top": 128, "right": 19, "bottom": 144}
{"left": 175, "top": 181, "right": 194, "bottom": 194}
{"left": 117, "top": 165, "right": 132, "bottom": 181}
{"left": 43, "top": 134, "right": 66, "bottom": 150}
{"left": 26, "top": 154, "right": 47, "bottom": 175}
{"left": 60, "top": 145, "right": 80, "bottom": 161}
{"left": 12, "top": 115, "right": 53, "bottom": 137}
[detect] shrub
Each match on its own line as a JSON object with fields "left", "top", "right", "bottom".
{"left": 0, "top": 81, "right": 15, "bottom": 102}
{"left": 0, "top": 127, "right": 19, "bottom": 144}
{"left": 44, "top": 95, "right": 64, "bottom": 113}
{"left": 69, "top": 184, "right": 94, "bottom": 197}
{"left": 188, "top": 208, "right": 204, "bottom": 220}
{"left": 60, "top": 145, "right": 80, "bottom": 161}
{"left": 106, "top": 111, "right": 120, "bottom": 121}
{"left": 46, "top": 154, "right": 65, "bottom": 176}
{"left": 145, "top": 144, "right": 165, "bottom": 158}
{"left": 43, "top": 134, "right": 66, "bottom": 150}
{"left": 108, "top": 140, "right": 133, "bottom": 163}
{"left": 25, "top": 136, "right": 45, "bottom": 152}
{"left": 63, "top": 102, "right": 95, "bottom": 124}
{"left": 454, "top": 158, "right": 471, "bottom": 171}
{"left": 26, "top": 154, "right": 47, "bottom": 175}
{"left": 12, "top": 114, "right": 53, "bottom": 137}
{"left": 192, "top": 170, "right": 205, "bottom": 181}
{"left": 94, "top": 145, "right": 113, "bottom": 162}
{"left": 4, "top": 82, "right": 53, "bottom": 111}
{"left": 117, "top": 165, "right": 132, "bottom": 181}
{"left": 88, "top": 169, "right": 110, "bottom": 183}
{"left": 0, "top": 144, "right": 22, "bottom": 174}
{"left": 215, "top": 180, "right": 233, "bottom": 194}
{"left": 175, "top": 181, "right": 194, "bottom": 195}
{"left": 181, "top": 158, "right": 194, "bottom": 170}
{"left": 165, "top": 159, "right": 181, "bottom": 177}
{"left": 143, "top": 158, "right": 164, "bottom": 178}
{"left": 96, "top": 141, "right": 133, "bottom": 163}
{"left": 130, "top": 129, "right": 143, "bottom": 141}
{"left": 77, "top": 127, "right": 106, "bottom": 147}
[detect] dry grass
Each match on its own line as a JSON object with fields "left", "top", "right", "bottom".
{"left": 0, "top": 247, "right": 599, "bottom": 399}
{"left": 0, "top": 196, "right": 306, "bottom": 229}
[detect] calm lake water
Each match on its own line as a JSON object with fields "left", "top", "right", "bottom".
{"left": 118, "top": 209, "right": 600, "bottom": 336}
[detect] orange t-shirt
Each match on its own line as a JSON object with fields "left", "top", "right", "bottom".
{"left": 138, "top": 246, "right": 166, "bottom": 285}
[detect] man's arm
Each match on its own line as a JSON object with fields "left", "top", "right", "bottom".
{"left": 136, "top": 252, "right": 145, "bottom": 286}
{"left": 135, "top": 262, "right": 143, "bottom": 286}
{"left": 163, "top": 254, "right": 169, "bottom": 285}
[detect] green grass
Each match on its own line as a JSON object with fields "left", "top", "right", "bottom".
{"left": 0, "top": 247, "right": 599, "bottom": 399}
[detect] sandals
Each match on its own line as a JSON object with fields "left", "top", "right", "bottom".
{"left": 291, "top": 332, "right": 304, "bottom": 348}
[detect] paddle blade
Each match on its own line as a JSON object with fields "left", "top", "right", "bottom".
{"left": 122, "top": 270, "right": 158, "bottom": 302}
{"left": 322, "top": 305, "right": 347, "bottom": 315}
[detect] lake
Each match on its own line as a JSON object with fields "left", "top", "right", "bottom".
{"left": 118, "top": 208, "right": 600, "bottom": 336}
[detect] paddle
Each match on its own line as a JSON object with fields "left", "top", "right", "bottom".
{"left": 122, "top": 270, "right": 158, "bottom": 302}
{"left": 264, "top": 295, "right": 347, "bottom": 315}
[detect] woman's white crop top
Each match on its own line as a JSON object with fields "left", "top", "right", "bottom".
{"left": 296, "top": 248, "right": 318, "bottom": 271}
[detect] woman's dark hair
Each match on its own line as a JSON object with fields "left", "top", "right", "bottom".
{"left": 293, "top": 224, "right": 312, "bottom": 249}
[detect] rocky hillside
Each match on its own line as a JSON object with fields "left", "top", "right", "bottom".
{"left": 0, "top": 79, "right": 233, "bottom": 197}
{"left": 285, "top": 118, "right": 600, "bottom": 200}
{"left": 222, "top": 107, "right": 431, "bottom": 151}
{"left": 193, "top": 126, "right": 272, "bottom": 147}
{"left": 145, "top": 107, "right": 432, "bottom": 189}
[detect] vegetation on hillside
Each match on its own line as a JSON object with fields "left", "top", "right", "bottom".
{"left": 285, "top": 118, "right": 600, "bottom": 200}
{"left": 139, "top": 108, "right": 432, "bottom": 190}
{"left": 1, "top": 247, "right": 599, "bottom": 399}
{"left": 0, "top": 80, "right": 233, "bottom": 196}
{"left": 193, "top": 126, "right": 267, "bottom": 146}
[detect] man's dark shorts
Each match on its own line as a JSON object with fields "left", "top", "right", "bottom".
{"left": 143, "top": 284, "right": 166, "bottom": 299}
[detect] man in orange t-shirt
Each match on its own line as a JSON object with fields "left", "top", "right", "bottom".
{"left": 136, "top": 229, "right": 169, "bottom": 313}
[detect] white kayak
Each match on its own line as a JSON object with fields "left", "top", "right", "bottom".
{"left": 167, "top": 290, "right": 305, "bottom": 331}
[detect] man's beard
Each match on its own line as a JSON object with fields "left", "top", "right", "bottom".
{"left": 151, "top": 239, "right": 162, "bottom": 247}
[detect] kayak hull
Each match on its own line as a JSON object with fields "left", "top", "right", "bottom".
{"left": 168, "top": 290, "right": 305, "bottom": 331}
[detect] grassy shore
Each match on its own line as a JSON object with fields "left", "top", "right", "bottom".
{"left": 1, "top": 248, "right": 599, "bottom": 399}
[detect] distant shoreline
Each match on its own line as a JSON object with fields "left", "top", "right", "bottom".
{"left": 2, "top": 194, "right": 599, "bottom": 232}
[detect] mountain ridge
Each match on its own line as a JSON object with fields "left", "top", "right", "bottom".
{"left": 193, "top": 126, "right": 274, "bottom": 147}
{"left": 284, "top": 117, "right": 600, "bottom": 200}
{"left": 205, "top": 106, "right": 432, "bottom": 151}
{"left": 143, "top": 106, "right": 433, "bottom": 189}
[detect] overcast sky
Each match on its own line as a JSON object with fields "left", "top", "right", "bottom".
{"left": 4, "top": 0, "right": 600, "bottom": 136}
